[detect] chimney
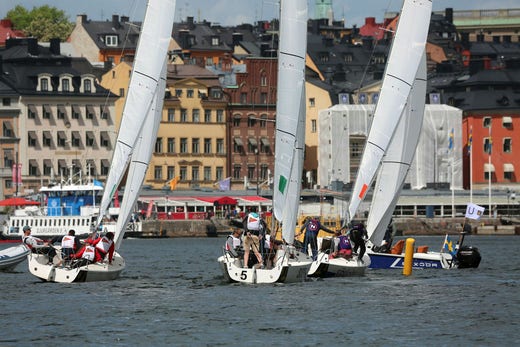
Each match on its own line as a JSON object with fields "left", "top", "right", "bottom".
{"left": 365, "top": 17, "right": 376, "bottom": 26}
{"left": 49, "top": 38, "right": 60, "bottom": 55}
{"left": 112, "top": 15, "right": 120, "bottom": 29}
{"left": 232, "top": 33, "right": 243, "bottom": 47}
{"left": 120, "top": 16, "right": 129, "bottom": 23}
{"left": 28, "top": 38, "right": 39, "bottom": 56}
{"left": 77, "top": 14, "right": 87, "bottom": 25}
{"left": 187, "top": 16, "right": 195, "bottom": 29}
{"left": 445, "top": 8, "right": 453, "bottom": 24}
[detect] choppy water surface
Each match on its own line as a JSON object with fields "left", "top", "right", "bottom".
{"left": 1, "top": 235, "right": 518, "bottom": 346}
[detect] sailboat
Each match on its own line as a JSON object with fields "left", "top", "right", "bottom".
{"left": 218, "top": 0, "right": 313, "bottom": 284}
{"left": 346, "top": 0, "right": 432, "bottom": 226}
{"left": 27, "top": 0, "right": 176, "bottom": 282}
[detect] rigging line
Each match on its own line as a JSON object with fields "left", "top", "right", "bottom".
{"left": 356, "top": 0, "right": 396, "bottom": 92}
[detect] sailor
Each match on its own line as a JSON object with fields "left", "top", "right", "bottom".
{"left": 70, "top": 244, "right": 96, "bottom": 268}
{"left": 298, "top": 216, "right": 335, "bottom": 260}
{"left": 242, "top": 212, "right": 264, "bottom": 268}
{"left": 349, "top": 221, "right": 368, "bottom": 261}
{"left": 88, "top": 231, "right": 115, "bottom": 264}
{"left": 21, "top": 226, "right": 56, "bottom": 264}
{"left": 330, "top": 229, "right": 352, "bottom": 259}
{"left": 61, "top": 229, "right": 81, "bottom": 260}
{"left": 225, "top": 228, "right": 243, "bottom": 257}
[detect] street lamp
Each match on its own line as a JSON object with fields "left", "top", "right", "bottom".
{"left": 255, "top": 148, "right": 259, "bottom": 196}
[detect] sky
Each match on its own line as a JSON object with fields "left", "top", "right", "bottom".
{"left": 1, "top": 0, "right": 519, "bottom": 27}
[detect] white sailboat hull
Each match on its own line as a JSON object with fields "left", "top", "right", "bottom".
{"left": 308, "top": 253, "right": 370, "bottom": 277}
{"left": 218, "top": 246, "right": 312, "bottom": 284}
{"left": 367, "top": 243, "right": 454, "bottom": 269}
{"left": 27, "top": 251, "right": 125, "bottom": 283}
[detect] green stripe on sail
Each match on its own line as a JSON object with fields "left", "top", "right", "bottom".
{"left": 278, "top": 175, "right": 287, "bottom": 194}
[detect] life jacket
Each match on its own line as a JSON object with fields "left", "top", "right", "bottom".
{"left": 61, "top": 235, "right": 75, "bottom": 249}
{"left": 82, "top": 245, "right": 95, "bottom": 261}
{"left": 307, "top": 219, "right": 320, "bottom": 232}
{"left": 95, "top": 236, "right": 113, "bottom": 253}
{"left": 338, "top": 235, "right": 352, "bottom": 250}
{"left": 246, "top": 213, "right": 261, "bottom": 231}
{"left": 226, "top": 235, "right": 241, "bottom": 250}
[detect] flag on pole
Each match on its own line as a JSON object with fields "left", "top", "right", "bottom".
{"left": 442, "top": 234, "right": 457, "bottom": 256}
{"left": 467, "top": 126, "right": 472, "bottom": 154}
{"left": 218, "top": 177, "right": 231, "bottom": 191}
{"left": 465, "top": 203, "right": 485, "bottom": 220}
{"left": 448, "top": 127, "right": 454, "bottom": 151}
{"left": 169, "top": 176, "right": 180, "bottom": 191}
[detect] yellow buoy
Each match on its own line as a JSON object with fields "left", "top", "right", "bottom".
{"left": 403, "top": 238, "right": 415, "bottom": 276}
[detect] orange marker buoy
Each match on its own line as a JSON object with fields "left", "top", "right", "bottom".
{"left": 403, "top": 238, "right": 415, "bottom": 276}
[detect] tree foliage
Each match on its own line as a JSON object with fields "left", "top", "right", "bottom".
{"left": 6, "top": 5, "right": 73, "bottom": 42}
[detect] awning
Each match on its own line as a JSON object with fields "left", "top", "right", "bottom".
{"left": 3, "top": 121, "right": 13, "bottom": 131}
{"left": 86, "top": 105, "right": 96, "bottom": 117}
{"left": 484, "top": 163, "right": 495, "bottom": 172}
{"left": 58, "top": 159, "right": 67, "bottom": 168}
{"left": 100, "top": 131, "right": 110, "bottom": 141}
{"left": 57, "top": 130, "right": 66, "bottom": 141}
{"left": 502, "top": 116, "right": 513, "bottom": 125}
{"left": 4, "top": 150, "right": 14, "bottom": 160}
{"left": 72, "top": 105, "right": 81, "bottom": 116}
{"left": 248, "top": 138, "right": 257, "bottom": 146}
{"left": 503, "top": 163, "right": 514, "bottom": 172}
{"left": 101, "top": 106, "right": 110, "bottom": 118}
{"left": 86, "top": 131, "right": 95, "bottom": 140}
{"left": 233, "top": 114, "right": 241, "bottom": 119}
{"left": 28, "top": 104, "right": 38, "bottom": 116}
{"left": 260, "top": 137, "right": 270, "bottom": 147}
{"left": 57, "top": 104, "right": 68, "bottom": 117}
{"left": 43, "top": 159, "right": 53, "bottom": 168}
{"left": 43, "top": 130, "right": 52, "bottom": 140}
{"left": 43, "top": 104, "right": 52, "bottom": 116}
{"left": 72, "top": 131, "right": 81, "bottom": 140}
{"left": 72, "top": 159, "right": 82, "bottom": 168}
{"left": 101, "top": 159, "right": 110, "bottom": 167}
{"left": 234, "top": 137, "right": 243, "bottom": 146}
{"left": 28, "top": 131, "right": 37, "bottom": 140}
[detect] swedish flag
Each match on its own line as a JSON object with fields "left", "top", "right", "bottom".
{"left": 443, "top": 234, "right": 457, "bottom": 256}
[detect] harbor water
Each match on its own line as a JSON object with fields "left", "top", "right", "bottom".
{"left": 1, "top": 235, "right": 518, "bottom": 346}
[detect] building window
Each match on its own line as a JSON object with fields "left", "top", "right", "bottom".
{"left": 100, "top": 134, "right": 109, "bottom": 148}
{"left": 155, "top": 137, "right": 163, "bottom": 153}
{"left": 62, "top": 79, "right": 70, "bottom": 92}
{"left": 504, "top": 171, "right": 513, "bottom": 180}
{"left": 29, "top": 162, "right": 39, "bottom": 176}
{"left": 2, "top": 98, "right": 11, "bottom": 106}
{"left": 351, "top": 139, "right": 363, "bottom": 158}
{"left": 204, "top": 138, "right": 212, "bottom": 154}
{"left": 260, "top": 93, "right": 268, "bottom": 104}
{"left": 483, "top": 117, "right": 491, "bottom": 128}
{"left": 309, "top": 98, "right": 315, "bottom": 107}
{"left": 167, "top": 166, "right": 175, "bottom": 180}
{"left": 260, "top": 75, "right": 267, "bottom": 86}
{"left": 167, "top": 138, "right": 175, "bottom": 153}
{"left": 204, "top": 109, "right": 212, "bottom": 123}
{"left": 192, "top": 109, "right": 200, "bottom": 122}
{"left": 233, "top": 165, "right": 241, "bottom": 179}
{"left": 248, "top": 116, "right": 256, "bottom": 127}
{"left": 311, "top": 119, "right": 317, "bottom": 133}
{"left": 86, "top": 134, "right": 95, "bottom": 147}
{"left": 41, "top": 78, "right": 49, "bottom": 91}
{"left": 105, "top": 35, "right": 118, "bottom": 46}
{"left": 84, "top": 79, "right": 92, "bottom": 93}
{"left": 43, "top": 134, "right": 52, "bottom": 147}
{"left": 216, "top": 139, "right": 224, "bottom": 154}
{"left": 260, "top": 164, "right": 268, "bottom": 180}
{"left": 192, "top": 138, "right": 200, "bottom": 154}
{"left": 216, "top": 166, "right": 223, "bottom": 181}
{"left": 247, "top": 165, "right": 255, "bottom": 180}
{"left": 167, "top": 109, "right": 175, "bottom": 122}
{"left": 154, "top": 166, "right": 162, "bottom": 180}
{"left": 187, "top": 89, "right": 194, "bottom": 98}
{"left": 175, "top": 89, "right": 182, "bottom": 97}
{"left": 217, "top": 109, "right": 224, "bottom": 123}
{"left": 503, "top": 138, "right": 512, "bottom": 153}
{"left": 204, "top": 166, "right": 211, "bottom": 181}
{"left": 240, "top": 92, "right": 247, "bottom": 104}
{"left": 192, "top": 166, "right": 199, "bottom": 181}
{"left": 43, "top": 106, "right": 51, "bottom": 119}
{"left": 119, "top": 88, "right": 125, "bottom": 97}
{"left": 180, "top": 166, "right": 187, "bottom": 180}
{"left": 180, "top": 138, "right": 188, "bottom": 153}
{"left": 233, "top": 115, "right": 241, "bottom": 127}
{"left": 484, "top": 137, "right": 492, "bottom": 154}
{"left": 181, "top": 109, "right": 188, "bottom": 122}
{"left": 43, "top": 162, "right": 52, "bottom": 176}
{"left": 211, "top": 36, "right": 219, "bottom": 46}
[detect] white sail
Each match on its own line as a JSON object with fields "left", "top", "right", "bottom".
{"left": 97, "top": 0, "right": 176, "bottom": 225}
{"left": 273, "top": 0, "right": 308, "bottom": 244}
{"left": 113, "top": 63, "right": 167, "bottom": 250}
{"left": 366, "top": 51, "right": 427, "bottom": 246}
{"left": 347, "top": 0, "right": 432, "bottom": 222}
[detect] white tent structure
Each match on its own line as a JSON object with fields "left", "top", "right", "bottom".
{"left": 318, "top": 104, "right": 463, "bottom": 191}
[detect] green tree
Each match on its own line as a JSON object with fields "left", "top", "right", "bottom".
{"left": 6, "top": 5, "right": 73, "bottom": 42}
